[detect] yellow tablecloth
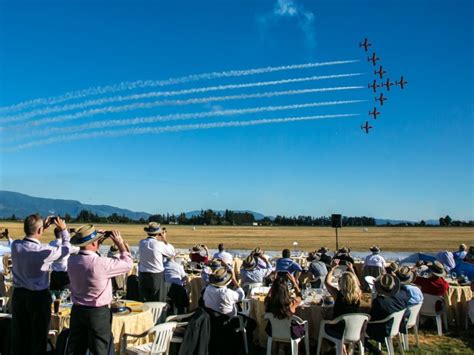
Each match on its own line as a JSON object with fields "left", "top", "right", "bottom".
{"left": 187, "top": 274, "right": 205, "bottom": 311}
{"left": 233, "top": 257, "right": 242, "bottom": 279}
{"left": 445, "top": 284, "right": 473, "bottom": 327}
{"left": 50, "top": 300, "right": 154, "bottom": 352}
{"left": 249, "top": 297, "right": 333, "bottom": 347}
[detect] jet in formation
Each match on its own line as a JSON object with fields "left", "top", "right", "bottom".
{"left": 359, "top": 38, "right": 371, "bottom": 52}
{"left": 395, "top": 76, "right": 408, "bottom": 89}
{"left": 368, "top": 80, "right": 379, "bottom": 92}
{"left": 368, "top": 107, "right": 381, "bottom": 119}
{"left": 375, "top": 93, "right": 387, "bottom": 106}
{"left": 374, "top": 66, "right": 387, "bottom": 79}
{"left": 381, "top": 78, "right": 394, "bottom": 91}
{"left": 367, "top": 52, "right": 380, "bottom": 66}
{"left": 361, "top": 121, "right": 373, "bottom": 133}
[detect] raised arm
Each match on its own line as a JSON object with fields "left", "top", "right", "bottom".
{"left": 324, "top": 260, "right": 339, "bottom": 298}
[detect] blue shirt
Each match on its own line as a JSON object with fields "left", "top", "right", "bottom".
{"left": 164, "top": 260, "right": 187, "bottom": 286}
{"left": 402, "top": 284, "right": 424, "bottom": 306}
{"left": 240, "top": 263, "right": 272, "bottom": 285}
{"left": 453, "top": 250, "right": 467, "bottom": 260}
{"left": 275, "top": 258, "right": 302, "bottom": 274}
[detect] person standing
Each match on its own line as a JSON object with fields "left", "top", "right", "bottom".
{"left": 49, "top": 226, "right": 80, "bottom": 291}
{"left": 212, "top": 243, "right": 233, "bottom": 266}
{"left": 10, "top": 214, "right": 71, "bottom": 355}
{"left": 67, "top": 225, "right": 132, "bottom": 354}
{"left": 138, "top": 222, "right": 175, "bottom": 302}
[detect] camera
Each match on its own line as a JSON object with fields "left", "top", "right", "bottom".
{"left": 0, "top": 228, "right": 8, "bottom": 239}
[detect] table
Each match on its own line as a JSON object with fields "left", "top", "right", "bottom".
{"left": 50, "top": 300, "right": 154, "bottom": 352}
{"left": 248, "top": 296, "right": 333, "bottom": 347}
{"left": 445, "top": 284, "right": 472, "bottom": 327}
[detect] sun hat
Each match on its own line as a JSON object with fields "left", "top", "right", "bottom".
{"left": 242, "top": 255, "right": 257, "bottom": 271}
{"left": 370, "top": 245, "right": 381, "bottom": 253}
{"left": 306, "top": 252, "right": 321, "bottom": 262}
{"left": 396, "top": 266, "right": 415, "bottom": 284}
{"left": 252, "top": 247, "right": 263, "bottom": 256}
{"left": 190, "top": 245, "right": 203, "bottom": 254}
{"left": 209, "top": 267, "right": 232, "bottom": 287}
{"left": 318, "top": 247, "right": 329, "bottom": 254}
{"left": 144, "top": 222, "right": 162, "bottom": 235}
{"left": 70, "top": 224, "right": 104, "bottom": 247}
{"left": 375, "top": 274, "right": 400, "bottom": 297}
{"left": 208, "top": 259, "right": 222, "bottom": 270}
{"left": 429, "top": 261, "right": 446, "bottom": 277}
{"left": 387, "top": 262, "right": 399, "bottom": 273}
{"left": 338, "top": 247, "right": 350, "bottom": 254}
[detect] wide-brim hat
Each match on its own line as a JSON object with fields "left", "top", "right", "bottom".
{"left": 338, "top": 247, "right": 349, "bottom": 254}
{"left": 429, "top": 261, "right": 446, "bottom": 277}
{"left": 375, "top": 274, "right": 400, "bottom": 297}
{"left": 190, "top": 245, "right": 203, "bottom": 254}
{"left": 209, "top": 267, "right": 232, "bottom": 287}
{"left": 387, "top": 262, "right": 399, "bottom": 272}
{"left": 252, "top": 247, "right": 263, "bottom": 256}
{"left": 144, "top": 222, "right": 162, "bottom": 235}
{"left": 70, "top": 224, "right": 104, "bottom": 247}
{"left": 242, "top": 255, "right": 257, "bottom": 271}
{"left": 396, "top": 266, "right": 415, "bottom": 284}
{"left": 307, "top": 252, "right": 321, "bottom": 262}
{"left": 208, "top": 259, "right": 222, "bottom": 270}
{"left": 370, "top": 245, "right": 381, "bottom": 253}
{"left": 318, "top": 247, "right": 329, "bottom": 254}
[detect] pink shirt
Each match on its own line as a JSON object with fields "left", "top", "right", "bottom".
{"left": 68, "top": 250, "right": 132, "bottom": 307}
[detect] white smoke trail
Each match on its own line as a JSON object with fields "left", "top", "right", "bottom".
{"left": 2, "top": 86, "right": 364, "bottom": 129}
{"left": 3, "top": 100, "right": 365, "bottom": 142}
{"left": 0, "top": 73, "right": 364, "bottom": 122}
{"left": 4, "top": 113, "right": 358, "bottom": 151}
{"left": 0, "top": 60, "right": 358, "bottom": 113}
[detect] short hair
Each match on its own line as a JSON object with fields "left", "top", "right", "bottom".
{"left": 282, "top": 249, "right": 291, "bottom": 258}
{"left": 24, "top": 214, "right": 43, "bottom": 236}
{"left": 218, "top": 243, "right": 224, "bottom": 252}
{"left": 460, "top": 244, "right": 467, "bottom": 251}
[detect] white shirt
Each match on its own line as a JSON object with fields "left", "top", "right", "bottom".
{"left": 164, "top": 260, "right": 187, "bottom": 286}
{"left": 364, "top": 253, "right": 386, "bottom": 268}
{"left": 138, "top": 237, "right": 175, "bottom": 273}
{"left": 49, "top": 238, "right": 80, "bottom": 272}
{"left": 213, "top": 251, "right": 233, "bottom": 265}
{"left": 0, "top": 238, "right": 12, "bottom": 273}
{"left": 203, "top": 285, "right": 245, "bottom": 315}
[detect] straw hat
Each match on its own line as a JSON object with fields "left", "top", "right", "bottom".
{"left": 242, "top": 255, "right": 257, "bottom": 271}
{"left": 190, "top": 244, "right": 203, "bottom": 254}
{"left": 338, "top": 247, "right": 350, "bottom": 254}
{"left": 429, "top": 261, "right": 446, "bottom": 277}
{"left": 318, "top": 247, "right": 329, "bottom": 254}
{"left": 208, "top": 259, "right": 222, "bottom": 270}
{"left": 70, "top": 225, "right": 104, "bottom": 247}
{"left": 370, "top": 245, "right": 381, "bottom": 253}
{"left": 375, "top": 274, "right": 400, "bottom": 297}
{"left": 306, "top": 252, "right": 321, "bottom": 262}
{"left": 396, "top": 266, "right": 415, "bottom": 284}
{"left": 387, "top": 262, "right": 399, "bottom": 273}
{"left": 144, "top": 222, "right": 162, "bottom": 235}
{"left": 252, "top": 247, "right": 263, "bottom": 256}
{"left": 209, "top": 267, "right": 232, "bottom": 287}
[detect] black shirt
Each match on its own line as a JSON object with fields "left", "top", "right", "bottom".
{"left": 333, "top": 291, "right": 361, "bottom": 318}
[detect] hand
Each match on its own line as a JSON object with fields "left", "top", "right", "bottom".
{"left": 54, "top": 217, "right": 67, "bottom": 231}
{"left": 331, "top": 259, "right": 340, "bottom": 267}
{"left": 109, "top": 230, "right": 124, "bottom": 246}
{"left": 44, "top": 216, "right": 55, "bottom": 229}
{"left": 347, "top": 262, "right": 354, "bottom": 272}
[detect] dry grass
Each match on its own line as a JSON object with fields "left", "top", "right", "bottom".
{"left": 2, "top": 222, "right": 473, "bottom": 252}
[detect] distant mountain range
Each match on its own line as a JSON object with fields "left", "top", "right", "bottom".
{"left": 0, "top": 191, "right": 439, "bottom": 225}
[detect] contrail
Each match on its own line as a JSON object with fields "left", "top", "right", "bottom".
{"left": 4, "top": 113, "right": 358, "bottom": 151}
{"left": 2, "top": 100, "right": 366, "bottom": 141}
{"left": 2, "top": 86, "right": 364, "bottom": 129}
{"left": 0, "top": 73, "right": 364, "bottom": 122}
{"left": 0, "top": 60, "right": 358, "bottom": 113}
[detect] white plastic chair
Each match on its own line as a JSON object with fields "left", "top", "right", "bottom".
{"left": 420, "top": 294, "right": 448, "bottom": 335}
{"left": 264, "top": 313, "right": 309, "bottom": 355}
{"left": 369, "top": 309, "right": 406, "bottom": 355}
{"left": 165, "top": 312, "right": 195, "bottom": 345}
{"left": 401, "top": 303, "right": 422, "bottom": 350}
{"left": 122, "top": 321, "right": 177, "bottom": 355}
{"left": 316, "top": 313, "right": 370, "bottom": 355}
{"left": 240, "top": 299, "right": 252, "bottom": 317}
{"left": 250, "top": 286, "right": 270, "bottom": 297}
{"left": 364, "top": 276, "right": 377, "bottom": 299}
{"left": 144, "top": 302, "right": 168, "bottom": 324}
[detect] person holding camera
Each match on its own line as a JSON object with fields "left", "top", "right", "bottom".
{"left": 66, "top": 225, "right": 132, "bottom": 354}
{"left": 138, "top": 222, "right": 175, "bottom": 302}
{"left": 10, "top": 214, "right": 71, "bottom": 355}
{"left": 49, "top": 227, "right": 80, "bottom": 291}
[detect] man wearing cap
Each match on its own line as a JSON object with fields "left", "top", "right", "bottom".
{"left": 396, "top": 266, "right": 424, "bottom": 306}
{"left": 413, "top": 261, "right": 449, "bottom": 297}
{"left": 49, "top": 226, "right": 80, "bottom": 291}
{"left": 203, "top": 267, "right": 244, "bottom": 316}
{"left": 67, "top": 225, "right": 132, "bottom": 354}
{"left": 138, "top": 222, "right": 175, "bottom": 302}
{"left": 10, "top": 214, "right": 71, "bottom": 355}
{"left": 366, "top": 274, "right": 410, "bottom": 348}
{"left": 240, "top": 252, "right": 272, "bottom": 291}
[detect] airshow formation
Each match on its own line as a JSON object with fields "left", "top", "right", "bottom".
{"left": 0, "top": 40, "right": 407, "bottom": 151}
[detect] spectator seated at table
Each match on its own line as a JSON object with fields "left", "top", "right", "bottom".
{"left": 363, "top": 245, "right": 387, "bottom": 281}
{"left": 436, "top": 250, "right": 456, "bottom": 273}
{"left": 453, "top": 244, "right": 467, "bottom": 261}
{"left": 189, "top": 244, "right": 209, "bottom": 264}
{"left": 164, "top": 254, "right": 189, "bottom": 314}
{"left": 324, "top": 260, "right": 363, "bottom": 340}
{"left": 396, "top": 266, "right": 424, "bottom": 307}
{"left": 275, "top": 248, "right": 303, "bottom": 278}
{"left": 332, "top": 246, "right": 355, "bottom": 266}
{"left": 413, "top": 261, "right": 449, "bottom": 297}
{"left": 307, "top": 252, "right": 328, "bottom": 288}
{"left": 264, "top": 271, "right": 304, "bottom": 340}
{"left": 240, "top": 252, "right": 272, "bottom": 293}
{"left": 318, "top": 246, "right": 332, "bottom": 267}
{"left": 0, "top": 228, "right": 12, "bottom": 297}
{"left": 385, "top": 261, "right": 399, "bottom": 276}
{"left": 464, "top": 245, "right": 474, "bottom": 264}
{"left": 213, "top": 243, "right": 234, "bottom": 266}
{"left": 202, "top": 259, "right": 228, "bottom": 285}
{"left": 366, "top": 274, "right": 410, "bottom": 348}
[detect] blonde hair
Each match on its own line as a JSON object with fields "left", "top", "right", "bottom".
{"left": 338, "top": 272, "right": 361, "bottom": 304}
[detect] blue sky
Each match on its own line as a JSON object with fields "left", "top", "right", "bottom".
{"left": 0, "top": 0, "right": 472, "bottom": 220}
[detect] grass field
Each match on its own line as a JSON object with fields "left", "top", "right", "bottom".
{"left": 2, "top": 222, "right": 473, "bottom": 252}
